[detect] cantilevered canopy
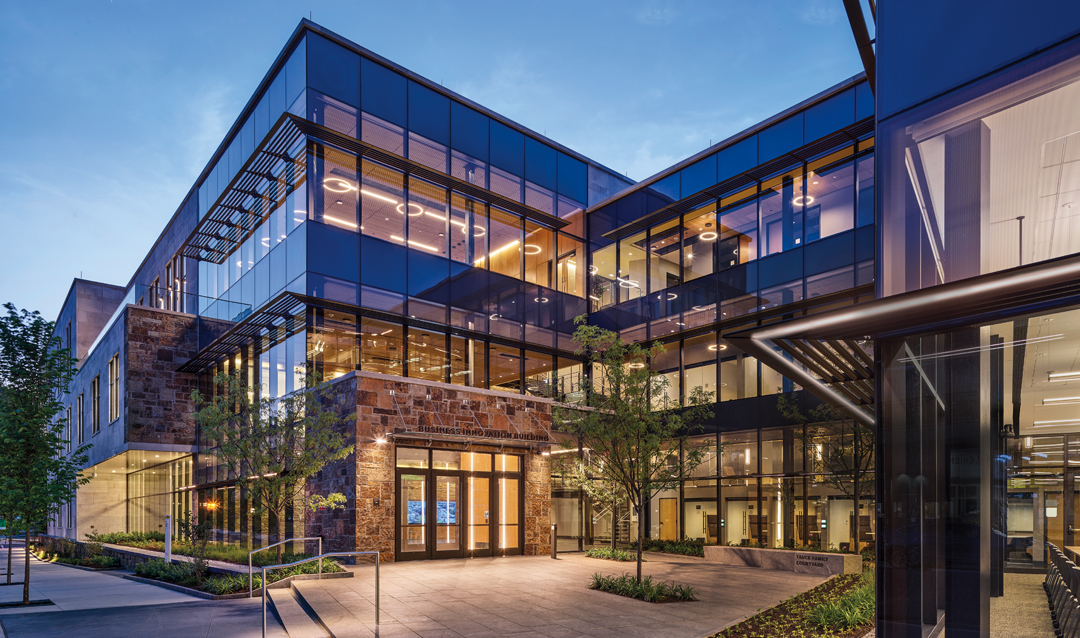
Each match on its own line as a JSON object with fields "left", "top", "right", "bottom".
{"left": 726, "top": 253, "right": 1080, "bottom": 427}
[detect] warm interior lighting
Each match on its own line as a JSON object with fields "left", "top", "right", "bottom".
{"left": 396, "top": 203, "right": 424, "bottom": 217}
{"left": 1034, "top": 419, "right": 1080, "bottom": 427}
{"left": 325, "top": 216, "right": 358, "bottom": 229}
{"left": 523, "top": 244, "right": 542, "bottom": 255}
{"left": 475, "top": 240, "right": 520, "bottom": 265}
{"left": 323, "top": 177, "right": 354, "bottom": 193}
{"left": 699, "top": 232, "right": 718, "bottom": 241}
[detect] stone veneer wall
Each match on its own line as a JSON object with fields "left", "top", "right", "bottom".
{"left": 305, "top": 371, "right": 554, "bottom": 562}
{"left": 304, "top": 375, "right": 359, "bottom": 556}
{"left": 354, "top": 372, "right": 553, "bottom": 562}
{"left": 125, "top": 306, "right": 200, "bottom": 445}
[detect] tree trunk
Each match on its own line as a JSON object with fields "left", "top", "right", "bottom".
{"left": 276, "top": 507, "right": 284, "bottom": 564}
{"left": 610, "top": 502, "right": 616, "bottom": 550}
{"left": 23, "top": 526, "right": 30, "bottom": 605}
{"left": 636, "top": 499, "right": 645, "bottom": 584}
{"left": 6, "top": 524, "right": 12, "bottom": 585}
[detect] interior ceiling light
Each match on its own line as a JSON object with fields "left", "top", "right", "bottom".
{"left": 628, "top": 363, "right": 645, "bottom": 369}
{"left": 667, "top": 293, "right": 678, "bottom": 300}
{"left": 618, "top": 278, "right": 640, "bottom": 289}
{"left": 793, "top": 195, "right": 815, "bottom": 206}
{"left": 325, "top": 217, "right": 358, "bottom": 229}
{"left": 396, "top": 203, "right": 424, "bottom": 217}
{"left": 707, "top": 344, "right": 728, "bottom": 351}
{"left": 1034, "top": 418, "right": 1080, "bottom": 427}
{"left": 1044, "top": 396, "right": 1080, "bottom": 404}
{"left": 699, "top": 232, "right": 718, "bottom": 241}
{"left": 589, "top": 295, "right": 600, "bottom": 301}
{"left": 534, "top": 297, "right": 549, "bottom": 303}
{"left": 1049, "top": 371, "right": 1080, "bottom": 381}
{"left": 523, "top": 244, "right": 542, "bottom": 255}
{"left": 323, "top": 177, "right": 354, "bottom": 193}
{"left": 589, "top": 265, "right": 598, "bottom": 274}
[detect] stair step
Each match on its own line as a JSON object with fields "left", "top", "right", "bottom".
{"left": 268, "top": 586, "right": 329, "bottom": 638}
{"left": 293, "top": 581, "right": 381, "bottom": 638}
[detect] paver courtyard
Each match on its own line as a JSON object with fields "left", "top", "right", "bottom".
{"left": 0, "top": 547, "right": 828, "bottom": 638}
{"left": 292, "top": 552, "right": 828, "bottom": 638}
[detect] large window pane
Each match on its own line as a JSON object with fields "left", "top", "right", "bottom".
{"left": 359, "top": 159, "right": 404, "bottom": 242}
{"left": 805, "top": 160, "right": 854, "bottom": 243}
{"left": 759, "top": 168, "right": 804, "bottom": 256}
{"left": 489, "top": 343, "right": 521, "bottom": 394}
{"left": 683, "top": 202, "right": 718, "bottom": 281}
{"left": 523, "top": 221, "right": 554, "bottom": 288}
{"left": 719, "top": 198, "right": 758, "bottom": 269}
{"left": 407, "top": 328, "right": 446, "bottom": 382}
{"left": 449, "top": 336, "right": 485, "bottom": 388}
{"left": 618, "top": 231, "right": 647, "bottom": 302}
{"left": 590, "top": 243, "right": 617, "bottom": 310}
{"left": 359, "top": 318, "right": 402, "bottom": 376}
{"left": 483, "top": 209, "right": 523, "bottom": 279}
{"left": 406, "top": 177, "right": 448, "bottom": 257}
{"left": 523, "top": 350, "right": 554, "bottom": 397}
{"left": 450, "top": 194, "right": 486, "bottom": 265}
{"left": 556, "top": 234, "right": 585, "bottom": 298}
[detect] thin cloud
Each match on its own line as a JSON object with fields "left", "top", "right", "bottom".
{"left": 798, "top": 0, "right": 842, "bottom": 25}
{"left": 636, "top": 3, "right": 681, "bottom": 26}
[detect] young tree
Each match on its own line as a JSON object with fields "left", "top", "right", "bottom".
{"left": 776, "top": 392, "right": 874, "bottom": 551}
{"left": 554, "top": 318, "right": 716, "bottom": 582}
{"left": 192, "top": 372, "right": 354, "bottom": 563}
{"left": 0, "top": 304, "right": 91, "bottom": 604}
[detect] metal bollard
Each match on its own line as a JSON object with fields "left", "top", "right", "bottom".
{"left": 551, "top": 524, "right": 557, "bottom": 559}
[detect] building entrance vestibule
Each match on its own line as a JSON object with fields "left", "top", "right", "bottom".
{"left": 396, "top": 446, "right": 524, "bottom": 560}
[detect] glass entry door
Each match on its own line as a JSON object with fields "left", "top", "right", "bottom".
{"left": 399, "top": 474, "right": 428, "bottom": 558}
{"left": 396, "top": 447, "right": 524, "bottom": 560}
{"left": 434, "top": 476, "right": 461, "bottom": 558}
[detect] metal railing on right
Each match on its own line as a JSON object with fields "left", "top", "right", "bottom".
{"left": 249, "top": 537, "right": 322, "bottom": 598}
{"left": 261, "top": 550, "right": 379, "bottom": 638}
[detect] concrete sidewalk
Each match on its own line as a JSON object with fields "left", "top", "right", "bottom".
{"left": 0, "top": 544, "right": 196, "bottom": 615}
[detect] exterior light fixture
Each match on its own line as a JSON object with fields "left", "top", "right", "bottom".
{"left": 793, "top": 195, "right": 815, "bottom": 206}
{"left": 376, "top": 437, "right": 387, "bottom": 444}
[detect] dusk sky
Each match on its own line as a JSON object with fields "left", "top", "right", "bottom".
{"left": 0, "top": 0, "right": 866, "bottom": 321}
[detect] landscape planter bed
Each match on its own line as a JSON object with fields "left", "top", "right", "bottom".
{"left": 703, "top": 546, "right": 862, "bottom": 576}
{"left": 124, "top": 570, "right": 354, "bottom": 600}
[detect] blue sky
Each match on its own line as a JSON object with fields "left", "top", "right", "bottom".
{"left": 0, "top": 0, "right": 865, "bottom": 320}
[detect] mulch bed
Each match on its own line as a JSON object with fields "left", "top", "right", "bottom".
{"left": 708, "top": 574, "right": 873, "bottom": 638}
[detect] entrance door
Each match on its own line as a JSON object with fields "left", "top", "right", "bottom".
{"left": 659, "top": 498, "right": 678, "bottom": 540}
{"left": 466, "top": 476, "right": 491, "bottom": 557}
{"left": 399, "top": 474, "right": 429, "bottom": 559}
{"left": 497, "top": 477, "right": 522, "bottom": 556}
{"left": 434, "top": 476, "right": 461, "bottom": 558}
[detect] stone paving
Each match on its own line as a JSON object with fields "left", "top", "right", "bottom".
{"left": 292, "top": 552, "right": 829, "bottom": 638}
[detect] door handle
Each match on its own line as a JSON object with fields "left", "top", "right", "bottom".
{"left": 1070, "top": 526, "right": 1077, "bottom": 536}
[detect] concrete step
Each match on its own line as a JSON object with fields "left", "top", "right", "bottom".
{"left": 292, "top": 580, "right": 382, "bottom": 638}
{"left": 268, "top": 586, "right": 329, "bottom": 638}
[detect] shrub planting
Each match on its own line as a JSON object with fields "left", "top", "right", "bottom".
{"left": 589, "top": 572, "right": 698, "bottom": 603}
{"left": 585, "top": 547, "right": 636, "bottom": 562}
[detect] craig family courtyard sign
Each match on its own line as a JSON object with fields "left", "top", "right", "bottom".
{"left": 702, "top": 545, "right": 862, "bottom": 576}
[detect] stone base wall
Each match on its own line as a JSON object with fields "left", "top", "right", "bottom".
{"left": 307, "top": 372, "right": 555, "bottom": 562}
{"left": 525, "top": 451, "right": 551, "bottom": 557}
{"left": 304, "top": 375, "right": 359, "bottom": 557}
{"left": 125, "top": 307, "right": 199, "bottom": 445}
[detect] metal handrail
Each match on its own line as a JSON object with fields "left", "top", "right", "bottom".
{"left": 249, "top": 537, "right": 322, "bottom": 598}
{"left": 262, "top": 551, "right": 379, "bottom": 638}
